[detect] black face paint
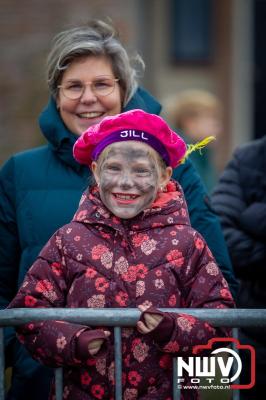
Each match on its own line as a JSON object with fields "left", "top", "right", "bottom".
{"left": 97, "top": 142, "right": 161, "bottom": 219}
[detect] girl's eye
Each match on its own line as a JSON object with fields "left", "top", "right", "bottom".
{"left": 106, "top": 165, "right": 120, "bottom": 171}
{"left": 135, "top": 169, "right": 151, "bottom": 175}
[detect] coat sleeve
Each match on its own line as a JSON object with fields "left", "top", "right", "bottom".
{"left": 211, "top": 151, "right": 266, "bottom": 275}
{"left": 8, "top": 230, "right": 108, "bottom": 368}
{"left": 143, "top": 231, "right": 235, "bottom": 356}
{"left": 0, "top": 158, "right": 22, "bottom": 362}
{"left": 173, "top": 159, "right": 238, "bottom": 298}
{"left": 239, "top": 202, "right": 266, "bottom": 239}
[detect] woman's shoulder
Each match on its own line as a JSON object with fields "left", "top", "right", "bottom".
{"left": 0, "top": 144, "right": 71, "bottom": 189}
{"left": 0, "top": 145, "right": 48, "bottom": 178}
{"left": 11, "top": 144, "right": 51, "bottom": 163}
{"left": 1, "top": 145, "right": 50, "bottom": 170}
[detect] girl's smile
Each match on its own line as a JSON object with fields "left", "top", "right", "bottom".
{"left": 111, "top": 192, "right": 140, "bottom": 204}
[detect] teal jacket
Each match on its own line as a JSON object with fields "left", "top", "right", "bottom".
{"left": 179, "top": 133, "right": 218, "bottom": 194}
{"left": 187, "top": 146, "right": 217, "bottom": 194}
{"left": 0, "top": 87, "right": 237, "bottom": 400}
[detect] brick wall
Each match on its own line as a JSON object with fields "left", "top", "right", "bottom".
{"left": 0, "top": 0, "right": 140, "bottom": 164}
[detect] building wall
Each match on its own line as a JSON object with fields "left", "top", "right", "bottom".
{"left": 0, "top": 0, "right": 253, "bottom": 170}
{"left": 141, "top": 0, "right": 234, "bottom": 170}
{"left": 151, "top": 0, "right": 254, "bottom": 169}
{"left": 0, "top": 0, "right": 140, "bottom": 163}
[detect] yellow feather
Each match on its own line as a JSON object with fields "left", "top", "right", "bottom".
{"left": 180, "top": 136, "right": 216, "bottom": 164}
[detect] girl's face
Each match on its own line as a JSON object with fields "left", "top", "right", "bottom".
{"left": 56, "top": 55, "right": 123, "bottom": 136}
{"left": 92, "top": 142, "right": 172, "bottom": 219}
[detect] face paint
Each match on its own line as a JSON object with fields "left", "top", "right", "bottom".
{"left": 96, "top": 142, "right": 161, "bottom": 219}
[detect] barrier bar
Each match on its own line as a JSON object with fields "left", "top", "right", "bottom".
{"left": 1, "top": 308, "right": 266, "bottom": 327}
{"left": 173, "top": 357, "right": 179, "bottom": 400}
{"left": 0, "top": 329, "right": 4, "bottom": 400}
{"left": 55, "top": 368, "right": 63, "bottom": 400}
{"left": 1, "top": 308, "right": 266, "bottom": 400}
{"left": 114, "top": 327, "right": 122, "bottom": 400}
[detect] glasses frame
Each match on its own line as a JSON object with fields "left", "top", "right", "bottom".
{"left": 57, "top": 77, "right": 120, "bottom": 100}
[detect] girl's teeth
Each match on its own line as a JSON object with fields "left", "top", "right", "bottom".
{"left": 115, "top": 194, "right": 138, "bottom": 200}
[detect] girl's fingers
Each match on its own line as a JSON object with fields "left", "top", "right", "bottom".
{"left": 138, "top": 304, "right": 149, "bottom": 312}
{"left": 137, "top": 320, "right": 150, "bottom": 334}
{"left": 88, "top": 339, "right": 103, "bottom": 349}
{"left": 143, "top": 313, "right": 155, "bottom": 329}
{"left": 88, "top": 339, "right": 104, "bottom": 355}
{"left": 89, "top": 347, "right": 100, "bottom": 356}
{"left": 144, "top": 313, "right": 163, "bottom": 329}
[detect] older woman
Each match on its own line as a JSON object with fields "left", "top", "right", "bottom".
{"left": 0, "top": 20, "right": 237, "bottom": 400}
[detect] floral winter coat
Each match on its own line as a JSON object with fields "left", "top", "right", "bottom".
{"left": 9, "top": 181, "right": 234, "bottom": 400}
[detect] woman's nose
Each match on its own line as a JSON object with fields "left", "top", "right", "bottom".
{"left": 80, "top": 85, "right": 97, "bottom": 103}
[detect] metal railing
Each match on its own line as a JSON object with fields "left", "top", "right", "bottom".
{"left": 1, "top": 308, "right": 266, "bottom": 400}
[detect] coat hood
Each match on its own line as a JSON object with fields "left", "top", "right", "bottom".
{"left": 38, "top": 88, "right": 162, "bottom": 170}
{"left": 73, "top": 180, "right": 191, "bottom": 235}
{"left": 38, "top": 97, "right": 79, "bottom": 169}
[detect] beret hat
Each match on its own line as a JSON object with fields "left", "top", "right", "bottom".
{"left": 73, "top": 109, "right": 187, "bottom": 168}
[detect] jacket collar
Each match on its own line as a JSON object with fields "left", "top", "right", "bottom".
{"left": 123, "top": 87, "right": 162, "bottom": 114}
{"left": 38, "top": 97, "right": 81, "bottom": 170}
{"left": 73, "top": 180, "right": 190, "bottom": 235}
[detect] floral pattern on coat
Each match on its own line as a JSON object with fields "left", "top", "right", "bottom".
{"left": 9, "top": 181, "right": 234, "bottom": 400}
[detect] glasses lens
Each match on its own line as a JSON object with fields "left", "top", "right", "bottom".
{"left": 92, "top": 78, "right": 116, "bottom": 96}
{"left": 62, "top": 83, "right": 83, "bottom": 100}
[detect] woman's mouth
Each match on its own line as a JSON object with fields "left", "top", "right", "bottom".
{"left": 78, "top": 111, "right": 105, "bottom": 119}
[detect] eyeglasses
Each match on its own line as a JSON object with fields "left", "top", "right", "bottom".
{"left": 58, "top": 76, "right": 119, "bottom": 100}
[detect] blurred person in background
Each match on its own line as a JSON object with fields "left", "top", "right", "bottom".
{"left": 164, "top": 89, "right": 223, "bottom": 193}
{"left": 212, "top": 135, "right": 266, "bottom": 399}
{"left": 0, "top": 19, "right": 237, "bottom": 400}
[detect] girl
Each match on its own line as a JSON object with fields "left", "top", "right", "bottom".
{"left": 9, "top": 109, "right": 234, "bottom": 400}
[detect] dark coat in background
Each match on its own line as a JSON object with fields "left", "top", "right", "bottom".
{"left": 0, "top": 88, "right": 237, "bottom": 400}
{"left": 212, "top": 135, "right": 266, "bottom": 391}
{"left": 9, "top": 182, "right": 234, "bottom": 400}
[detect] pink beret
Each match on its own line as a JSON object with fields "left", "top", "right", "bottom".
{"left": 73, "top": 109, "right": 187, "bottom": 168}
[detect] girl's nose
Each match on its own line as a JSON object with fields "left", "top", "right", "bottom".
{"left": 119, "top": 172, "right": 134, "bottom": 189}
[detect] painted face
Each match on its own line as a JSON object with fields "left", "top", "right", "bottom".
{"left": 92, "top": 142, "right": 165, "bottom": 219}
{"left": 56, "top": 55, "right": 122, "bottom": 136}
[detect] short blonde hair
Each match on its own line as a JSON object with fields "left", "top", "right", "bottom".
{"left": 163, "top": 89, "right": 222, "bottom": 130}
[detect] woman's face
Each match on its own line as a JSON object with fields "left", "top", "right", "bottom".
{"left": 56, "top": 55, "right": 123, "bottom": 136}
{"left": 92, "top": 142, "right": 172, "bottom": 219}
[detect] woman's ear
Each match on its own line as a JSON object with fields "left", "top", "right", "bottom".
{"left": 160, "top": 166, "right": 172, "bottom": 188}
{"left": 91, "top": 161, "right": 100, "bottom": 185}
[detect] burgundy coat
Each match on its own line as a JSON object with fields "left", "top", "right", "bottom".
{"left": 9, "top": 181, "right": 234, "bottom": 400}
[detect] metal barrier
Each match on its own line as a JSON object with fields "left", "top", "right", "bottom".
{"left": 0, "top": 308, "right": 266, "bottom": 400}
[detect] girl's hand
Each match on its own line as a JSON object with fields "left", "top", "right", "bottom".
{"left": 137, "top": 304, "right": 163, "bottom": 334}
{"left": 88, "top": 331, "right": 110, "bottom": 355}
